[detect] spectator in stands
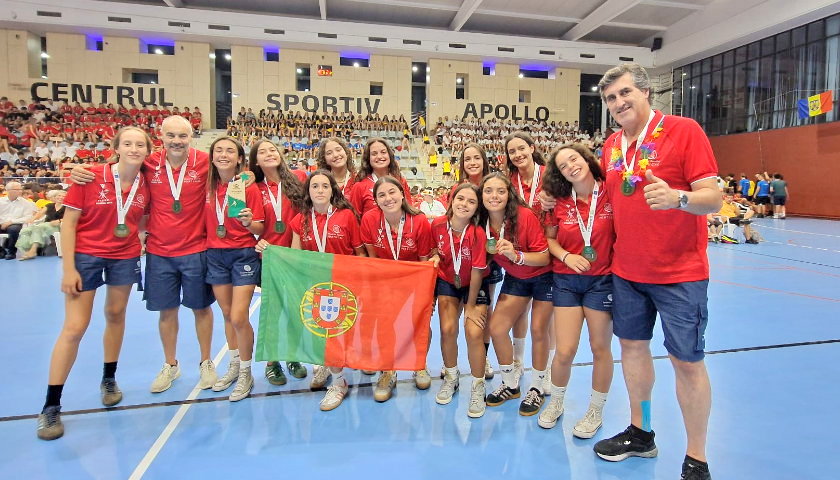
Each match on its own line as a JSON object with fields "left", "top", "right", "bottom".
{"left": 0, "top": 180, "right": 39, "bottom": 259}
{"left": 770, "top": 173, "right": 788, "bottom": 219}
{"left": 17, "top": 188, "right": 66, "bottom": 260}
{"left": 718, "top": 194, "right": 757, "bottom": 243}
{"left": 419, "top": 188, "right": 446, "bottom": 220}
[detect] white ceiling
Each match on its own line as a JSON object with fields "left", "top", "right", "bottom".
{"left": 1, "top": 0, "right": 838, "bottom": 73}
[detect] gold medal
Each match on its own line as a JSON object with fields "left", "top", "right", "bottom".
{"left": 114, "top": 224, "right": 130, "bottom": 238}
{"left": 275, "top": 220, "right": 286, "bottom": 233}
{"left": 621, "top": 179, "right": 635, "bottom": 196}
{"left": 582, "top": 245, "right": 598, "bottom": 262}
{"left": 216, "top": 225, "right": 227, "bottom": 238}
{"left": 486, "top": 237, "right": 497, "bottom": 254}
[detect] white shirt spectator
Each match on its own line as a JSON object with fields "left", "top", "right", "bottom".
{"left": 419, "top": 195, "right": 446, "bottom": 220}
{"left": 0, "top": 196, "right": 38, "bottom": 224}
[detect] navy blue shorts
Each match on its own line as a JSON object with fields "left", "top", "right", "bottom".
{"left": 75, "top": 253, "right": 141, "bottom": 292}
{"left": 143, "top": 251, "right": 215, "bottom": 311}
{"left": 206, "top": 247, "right": 261, "bottom": 287}
{"left": 611, "top": 275, "right": 709, "bottom": 362}
{"left": 485, "top": 260, "right": 503, "bottom": 285}
{"left": 499, "top": 271, "right": 553, "bottom": 302}
{"left": 772, "top": 196, "right": 786, "bottom": 206}
{"left": 434, "top": 277, "right": 491, "bottom": 305}
{"left": 553, "top": 273, "right": 613, "bottom": 311}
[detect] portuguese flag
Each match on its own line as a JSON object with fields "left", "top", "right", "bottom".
{"left": 255, "top": 246, "right": 436, "bottom": 371}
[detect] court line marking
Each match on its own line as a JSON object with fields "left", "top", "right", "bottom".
{"left": 756, "top": 223, "right": 840, "bottom": 238}
{"left": 5, "top": 337, "right": 839, "bottom": 423}
{"left": 709, "top": 244, "right": 840, "bottom": 269}
{"left": 710, "top": 279, "right": 840, "bottom": 303}
{"left": 127, "top": 297, "right": 261, "bottom": 480}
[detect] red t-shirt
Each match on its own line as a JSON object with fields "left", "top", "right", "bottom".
{"left": 63, "top": 163, "right": 150, "bottom": 259}
{"left": 360, "top": 209, "right": 433, "bottom": 261}
{"left": 602, "top": 111, "right": 718, "bottom": 283}
{"left": 289, "top": 208, "right": 362, "bottom": 255}
{"left": 334, "top": 174, "right": 356, "bottom": 201}
{"left": 487, "top": 205, "right": 550, "bottom": 279}
{"left": 205, "top": 183, "right": 264, "bottom": 249}
{"left": 510, "top": 164, "right": 546, "bottom": 216}
{"left": 431, "top": 216, "right": 488, "bottom": 286}
{"left": 144, "top": 148, "right": 210, "bottom": 257}
{"left": 350, "top": 175, "right": 411, "bottom": 216}
{"left": 548, "top": 185, "right": 614, "bottom": 276}
{"left": 256, "top": 177, "right": 303, "bottom": 248}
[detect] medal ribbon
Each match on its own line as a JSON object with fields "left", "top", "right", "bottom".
{"left": 448, "top": 222, "right": 465, "bottom": 280}
{"left": 383, "top": 213, "right": 405, "bottom": 261}
{"left": 517, "top": 165, "right": 541, "bottom": 208}
{"left": 214, "top": 184, "right": 231, "bottom": 228}
{"left": 311, "top": 207, "right": 335, "bottom": 253}
{"left": 264, "top": 180, "right": 283, "bottom": 224}
{"left": 164, "top": 148, "right": 193, "bottom": 203}
{"left": 111, "top": 163, "right": 141, "bottom": 227}
{"left": 619, "top": 110, "right": 657, "bottom": 175}
{"left": 571, "top": 182, "right": 599, "bottom": 249}
{"left": 485, "top": 218, "right": 505, "bottom": 243}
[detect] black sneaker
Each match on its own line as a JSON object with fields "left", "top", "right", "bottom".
{"left": 37, "top": 405, "right": 64, "bottom": 441}
{"left": 485, "top": 383, "right": 520, "bottom": 406}
{"left": 518, "top": 387, "right": 544, "bottom": 416}
{"left": 594, "top": 425, "right": 658, "bottom": 462}
{"left": 681, "top": 457, "right": 712, "bottom": 480}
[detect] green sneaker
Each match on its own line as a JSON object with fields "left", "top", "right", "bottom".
{"left": 264, "top": 362, "right": 287, "bottom": 386}
{"left": 287, "top": 362, "right": 308, "bottom": 379}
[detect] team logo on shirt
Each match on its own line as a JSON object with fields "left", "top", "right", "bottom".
{"left": 97, "top": 184, "right": 111, "bottom": 204}
{"left": 187, "top": 170, "right": 200, "bottom": 182}
{"left": 332, "top": 224, "right": 341, "bottom": 234}
{"left": 404, "top": 238, "right": 415, "bottom": 249}
{"left": 151, "top": 169, "right": 162, "bottom": 183}
{"left": 300, "top": 282, "right": 358, "bottom": 338}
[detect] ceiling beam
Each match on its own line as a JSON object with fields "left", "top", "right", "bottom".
{"left": 640, "top": 0, "right": 704, "bottom": 10}
{"left": 343, "top": 0, "right": 459, "bottom": 13}
{"left": 475, "top": 8, "right": 580, "bottom": 24}
{"left": 162, "top": 0, "right": 183, "bottom": 7}
{"left": 608, "top": 21, "right": 667, "bottom": 31}
{"left": 450, "top": 0, "right": 483, "bottom": 31}
{"left": 562, "top": 0, "right": 643, "bottom": 41}
{"left": 319, "top": 0, "right": 327, "bottom": 20}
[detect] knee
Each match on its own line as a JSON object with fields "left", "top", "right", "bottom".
{"left": 619, "top": 338, "right": 650, "bottom": 356}
{"left": 60, "top": 324, "right": 87, "bottom": 344}
{"left": 590, "top": 343, "right": 613, "bottom": 362}
{"left": 104, "top": 305, "right": 126, "bottom": 324}
{"left": 440, "top": 321, "right": 459, "bottom": 340}
{"left": 554, "top": 347, "right": 576, "bottom": 365}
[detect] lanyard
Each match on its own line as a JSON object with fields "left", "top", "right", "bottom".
{"left": 163, "top": 149, "right": 193, "bottom": 202}
{"left": 214, "top": 184, "right": 230, "bottom": 227}
{"left": 517, "top": 165, "right": 540, "bottom": 207}
{"left": 619, "top": 110, "right": 656, "bottom": 173}
{"left": 264, "top": 180, "right": 283, "bottom": 222}
{"left": 383, "top": 213, "right": 405, "bottom": 260}
{"left": 485, "top": 218, "right": 505, "bottom": 242}
{"left": 111, "top": 164, "right": 141, "bottom": 226}
{"left": 448, "top": 222, "right": 465, "bottom": 276}
{"left": 571, "top": 183, "right": 599, "bottom": 247}
{"left": 311, "top": 207, "right": 335, "bottom": 253}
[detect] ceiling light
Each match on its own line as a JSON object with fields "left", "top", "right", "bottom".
{"left": 40, "top": 52, "right": 49, "bottom": 59}
{"left": 518, "top": 73, "right": 524, "bottom": 78}
{"left": 41, "top": 75, "right": 47, "bottom": 79}
{"left": 591, "top": 86, "right": 598, "bottom": 92}
{"left": 151, "top": 81, "right": 156, "bottom": 84}
{"left": 154, "top": 48, "right": 163, "bottom": 55}
{"left": 353, "top": 62, "right": 359, "bottom": 67}
{"left": 412, "top": 65, "right": 418, "bottom": 72}
{"left": 224, "top": 53, "right": 231, "bottom": 60}
{"left": 426, "top": 66, "right": 430, "bottom": 72}
{"left": 209, "top": 53, "right": 216, "bottom": 59}
{"left": 457, "top": 78, "right": 462, "bottom": 84}
{"left": 296, "top": 68, "right": 302, "bottom": 74}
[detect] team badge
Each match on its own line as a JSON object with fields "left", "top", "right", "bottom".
{"left": 300, "top": 282, "right": 358, "bottom": 338}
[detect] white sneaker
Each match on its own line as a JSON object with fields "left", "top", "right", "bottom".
{"left": 320, "top": 381, "right": 348, "bottom": 411}
{"left": 467, "top": 379, "right": 486, "bottom": 418}
{"left": 310, "top": 365, "right": 331, "bottom": 389}
{"left": 435, "top": 372, "right": 459, "bottom": 405}
{"left": 542, "top": 365, "right": 552, "bottom": 396}
{"left": 537, "top": 396, "right": 565, "bottom": 429}
{"left": 374, "top": 371, "right": 396, "bottom": 402}
{"left": 484, "top": 356, "right": 495, "bottom": 380}
{"left": 198, "top": 359, "right": 218, "bottom": 390}
{"left": 512, "top": 359, "right": 524, "bottom": 386}
{"left": 150, "top": 363, "right": 181, "bottom": 393}
{"left": 414, "top": 369, "right": 431, "bottom": 390}
{"left": 229, "top": 368, "right": 253, "bottom": 402}
{"left": 212, "top": 360, "right": 240, "bottom": 392}
{"left": 573, "top": 407, "right": 603, "bottom": 438}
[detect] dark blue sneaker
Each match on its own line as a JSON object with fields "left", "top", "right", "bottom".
{"left": 681, "top": 456, "right": 712, "bottom": 480}
{"left": 594, "top": 425, "right": 658, "bottom": 461}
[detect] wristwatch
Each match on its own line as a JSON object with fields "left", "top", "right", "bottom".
{"left": 677, "top": 190, "right": 689, "bottom": 209}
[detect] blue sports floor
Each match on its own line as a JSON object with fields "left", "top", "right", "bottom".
{"left": 2, "top": 217, "right": 839, "bottom": 479}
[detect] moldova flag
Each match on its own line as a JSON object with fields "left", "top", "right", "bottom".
{"left": 798, "top": 91, "right": 834, "bottom": 119}
{"left": 255, "top": 246, "right": 435, "bottom": 371}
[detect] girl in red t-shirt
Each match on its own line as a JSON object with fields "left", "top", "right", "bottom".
{"left": 359, "top": 176, "right": 434, "bottom": 402}
{"left": 350, "top": 137, "right": 410, "bottom": 216}
{"left": 204, "top": 137, "right": 265, "bottom": 402}
{"left": 287, "top": 170, "right": 365, "bottom": 411}
{"left": 479, "top": 172, "right": 553, "bottom": 416}
{"left": 316, "top": 137, "right": 357, "bottom": 199}
{"left": 429, "top": 183, "right": 491, "bottom": 415}
{"left": 37, "top": 127, "right": 152, "bottom": 441}
{"left": 537, "top": 144, "right": 614, "bottom": 437}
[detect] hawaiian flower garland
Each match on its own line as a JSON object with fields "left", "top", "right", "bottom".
{"left": 610, "top": 119, "right": 664, "bottom": 193}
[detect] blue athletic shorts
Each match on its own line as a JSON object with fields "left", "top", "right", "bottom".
{"left": 611, "top": 275, "right": 709, "bottom": 362}
{"left": 75, "top": 253, "right": 141, "bottom": 292}
{"left": 434, "top": 277, "right": 491, "bottom": 305}
{"left": 143, "top": 251, "right": 215, "bottom": 311}
{"left": 205, "top": 247, "right": 261, "bottom": 287}
{"left": 499, "top": 271, "right": 553, "bottom": 302}
{"left": 552, "top": 273, "right": 613, "bottom": 311}
{"left": 485, "top": 260, "right": 503, "bottom": 285}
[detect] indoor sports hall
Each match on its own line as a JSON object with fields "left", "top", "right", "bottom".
{"left": 1, "top": 1, "right": 839, "bottom": 479}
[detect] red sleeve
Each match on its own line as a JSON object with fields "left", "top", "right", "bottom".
{"left": 472, "top": 226, "right": 488, "bottom": 269}
{"left": 521, "top": 208, "right": 548, "bottom": 252}
{"left": 679, "top": 119, "right": 719, "bottom": 184}
{"left": 245, "top": 184, "right": 265, "bottom": 222}
{"left": 63, "top": 181, "right": 86, "bottom": 211}
{"left": 359, "top": 209, "right": 376, "bottom": 245}
{"left": 292, "top": 169, "right": 308, "bottom": 182}
{"left": 288, "top": 212, "right": 303, "bottom": 235}
{"left": 350, "top": 182, "right": 365, "bottom": 215}
{"left": 414, "top": 214, "right": 434, "bottom": 257}
{"left": 344, "top": 209, "right": 363, "bottom": 249}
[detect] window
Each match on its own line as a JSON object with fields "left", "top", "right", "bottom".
{"left": 131, "top": 71, "right": 159, "bottom": 84}
{"left": 455, "top": 74, "right": 467, "bottom": 100}
{"left": 519, "top": 69, "right": 548, "bottom": 79}
{"left": 264, "top": 49, "right": 279, "bottom": 62}
{"left": 519, "top": 90, "right": 531, "bottom": 103}
{"left": 146, "top": 44, "right": 175, "bottom": 55}
{"left": 296, "top": 64, "right": 310, "bottom": 92}
{"left": 370, "top": 82, "right": 383, "bottom": 96}
{"left": 86, "top": 36, "right": 103, "bottom": 51}
{"left": 482, "top": 65, "right": 494, "bottom": 76}
{"left": 340, "top": 56, "right": 369, "bottom": 68}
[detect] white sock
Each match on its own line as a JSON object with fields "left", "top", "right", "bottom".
{"left": 589, "top": 389, "right": 608, "bottom": 410}
{"left": 444, "top": 366, "right": 459, "bottom": 379}
{"left": 530, "top": 369, "right": 546, "bottom": 393}
{"left": 229, "top": 349, "right": 240, "bottom": 359}
{"left": 551, "top": 384, "right": 567, "bottom": 402}
{"left": 547, "top": 349, "right": 555, "bottom": 368}
{"left": 472, "top": 375, "right": 485, "bottom": 388}
{"left": 500, "top": 363, "right": 516, "bottom": 387}
{"left": 332, "top": 370, "right": 346, "bottom": 386}
{"left": 239, "top": 359, "right": 251, "bottom": 370}
{"left": 512, "top": 338, "right": 526, "bottom": 363}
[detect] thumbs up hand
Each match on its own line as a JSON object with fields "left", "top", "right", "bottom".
{"left": 643, "top": 169, "right": 679, "bottom": 210}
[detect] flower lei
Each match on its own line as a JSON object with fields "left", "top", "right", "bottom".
{"left": 610, "top": 119, "right": 665, "bottom": 187}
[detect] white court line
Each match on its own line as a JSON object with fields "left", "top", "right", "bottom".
{"left": 129, "top": 297, "right": 262, "bottom": 480}
{"left": 758, "top": 224, "right": 840, "bottom": 238}
{"left": 764, "top": 240, "right": 840, "bottom": 254}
